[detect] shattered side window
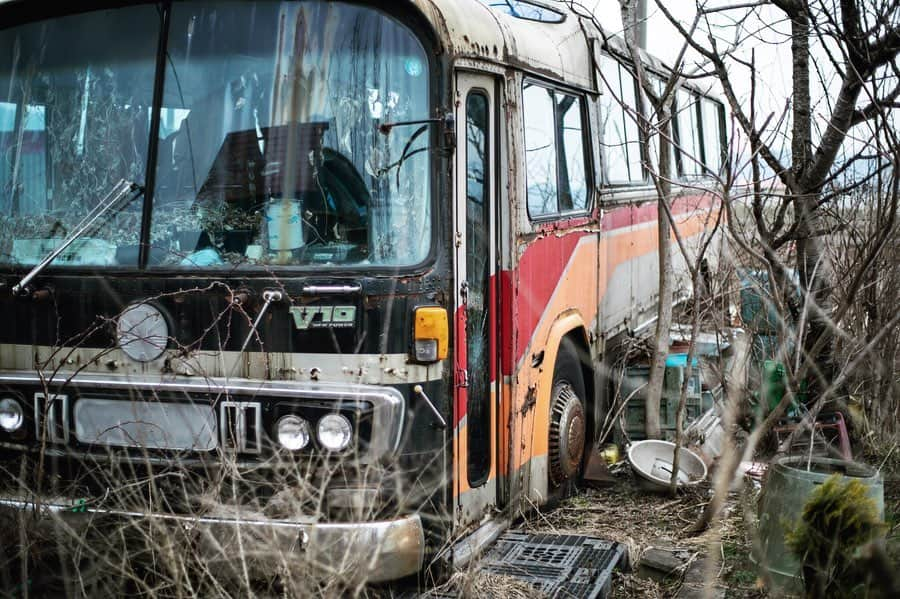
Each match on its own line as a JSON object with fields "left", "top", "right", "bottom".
{"left": 150, "top": 1, "right": 432, "bottom": 269}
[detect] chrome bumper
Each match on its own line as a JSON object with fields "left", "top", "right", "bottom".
{"left": 0, "top": 497, "right": 425, "bottom": 583}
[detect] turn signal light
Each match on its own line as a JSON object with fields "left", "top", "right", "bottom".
{"left": 413, "top": 306, "right": 448, "bottom": 362}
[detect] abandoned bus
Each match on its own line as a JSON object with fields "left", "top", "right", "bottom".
{"left": 0, "top": 0, "right": 725, "bottom": 583}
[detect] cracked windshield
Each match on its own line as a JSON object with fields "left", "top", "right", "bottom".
{"left": 0, "top": 6, "right": 160, "bottom": 267}
{"left": 153, "top": 1, "right": 431, "bottom": 268}
{"left": 0, "top": 1, "right": 431, "bottom": 269}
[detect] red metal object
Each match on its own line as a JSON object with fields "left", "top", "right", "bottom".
{"left": 774, "top": 411, "right": 852, "bottom": 461}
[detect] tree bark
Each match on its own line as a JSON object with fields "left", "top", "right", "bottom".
{"left": 645, "top": 131, "right": 674, "bottom": 440}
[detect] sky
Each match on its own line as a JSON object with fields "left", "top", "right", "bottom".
{"left": 586, "top": 0, "right": 792, "bottom": 112}
{"left": 583, "top": 0, "right": 799, "bottom": 174}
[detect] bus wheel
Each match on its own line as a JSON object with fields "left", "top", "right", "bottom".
{"left": 548, "top": 338, "right": 587, "bottom": 488}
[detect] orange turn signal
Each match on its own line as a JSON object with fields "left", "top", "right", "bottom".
{"left": 413, "top": 306, "right": 449, "bottom": 362}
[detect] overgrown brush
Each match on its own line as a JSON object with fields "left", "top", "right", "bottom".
{"left": 786, "top": 474, "right": 887, "bottom": 598}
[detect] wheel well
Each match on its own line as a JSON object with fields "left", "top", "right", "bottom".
{"left": 560, "top": 329, "right": 597, "bottom": 447}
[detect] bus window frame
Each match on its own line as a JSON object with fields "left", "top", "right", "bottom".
{"left": 521, "top": 77, "right": 595, "bottom": 223}
{"left": 596, "top": 54, "right": 729, "bottom": 208}
{"left": 699, "top": 95, "right": 727, "bottom": 177}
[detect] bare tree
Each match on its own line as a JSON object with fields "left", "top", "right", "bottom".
{"left": 656, "top": 0, "right": 900, "bottom": 413}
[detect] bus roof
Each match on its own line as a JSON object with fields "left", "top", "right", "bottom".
{"left": 412, "top": 0, "right": 596, "bottom": 90}
{"left": 412, "top": 0, "right": 722, "bottom": 100}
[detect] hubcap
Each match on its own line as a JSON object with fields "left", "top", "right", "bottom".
{"left": 548, "top": 382, "right": 586, "bottom": 486}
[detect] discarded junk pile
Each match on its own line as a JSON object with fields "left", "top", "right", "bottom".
{"left": 591, "top": 333, "right": 730, "bottom": 491}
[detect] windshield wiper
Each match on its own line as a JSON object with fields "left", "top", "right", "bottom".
{"left": 12, "top": 179, "right": 143, "bottom": 296}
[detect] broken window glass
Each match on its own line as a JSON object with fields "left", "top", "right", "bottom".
{"left": 150, "top": 1, "right": 432, "bottom": 269}
{"left": 0, "top": 6, "right": 160, "bottom": 267}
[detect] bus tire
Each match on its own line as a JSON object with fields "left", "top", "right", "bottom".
{"left": 548, "top": 337, "right": 587, "bottom": 488}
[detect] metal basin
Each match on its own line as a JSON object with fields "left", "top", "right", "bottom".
{"left": 626, "top": 440, "right": 707, "bottom": 491}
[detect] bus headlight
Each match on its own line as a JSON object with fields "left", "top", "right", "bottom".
{"left": 0, "top": 398, "right": 24, "bottom": 433}
{"left": 117, "top": 302, "right": 168, "bottom": 362}
{"left": 317, "top": 414, "right": 352, "bottom": 452}
{"left": 276, "top": 415, "right": 310, "bottom": 451}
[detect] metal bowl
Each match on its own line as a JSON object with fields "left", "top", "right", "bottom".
{"left": 627, "top": 440, "right": 707, "bottom": 491}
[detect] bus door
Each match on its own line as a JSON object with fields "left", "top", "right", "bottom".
{"left": 453, "top": 71, "right": 501, "bottom": 528}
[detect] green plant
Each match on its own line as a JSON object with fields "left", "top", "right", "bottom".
{"left": 786, "top": 474, "right": 886, "bottom": 598}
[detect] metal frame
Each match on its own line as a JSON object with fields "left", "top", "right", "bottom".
{"left": 5, "top": 373, "right": 405, "bottom": 463}
{"left": 34, "top": 392, "right": 70, "bottom": 444}
{"left": 219, "top": 400, "right": 263, "bottom": 455}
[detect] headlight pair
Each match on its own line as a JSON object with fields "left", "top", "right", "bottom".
{"left": 275, "top": 413, "right": 352, "bottom": 452}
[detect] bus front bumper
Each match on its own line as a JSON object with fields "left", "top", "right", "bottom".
{"left": 0, "top": 497, "right": 425, "bottom": 583}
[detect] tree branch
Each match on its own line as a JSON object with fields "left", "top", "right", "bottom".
{"left": 652, "top": 0, "right": 797, "bottom": 190}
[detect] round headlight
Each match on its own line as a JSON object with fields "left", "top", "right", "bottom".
{"left": 276, "top": 415, "right": 310, "bottom": 451}
{"left": 0, "top": 398, "right": 24, "bottom": 433}
{"left": 317, "top": 414, "right": 352, "bottom": 452}
{"left": 117, "top": 303, "right": 168, "bottom": 362}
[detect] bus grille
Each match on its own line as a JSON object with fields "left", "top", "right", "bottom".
{"left": 219, "top": 401, "right": 262, "bottom": 454}
{"left": 34, "top": 392, "right": 70, "bottom": 443}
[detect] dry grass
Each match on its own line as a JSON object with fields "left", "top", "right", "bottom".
{"left": 524, "top": 470, "right": 766, "bottom": 598}
{"left": 425, "top": 570, "right": 545, "bottom": 599}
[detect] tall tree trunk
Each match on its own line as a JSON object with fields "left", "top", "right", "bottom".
{"left": 620, "top": 0, "right": 675, "bottom": 440}
{"left": 788, "top": 4, "right": 836, "bottom": 397}
{"left": 645, "top": 127, "right": 674, "bottom": 439}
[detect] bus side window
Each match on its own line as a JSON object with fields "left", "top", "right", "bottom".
{"left": 676, "top": 90, "right": 702, "bottom": 177}
{"left": 700, "top": 97, "right": 724, "bottom": 175}
{"left": 523, "top": 83, "right": 591, "bottom": 218}
{"left": 523, "top": 84, "right": 558, "bottom": 217}
{"left": 598, "top": 55, "right": 643, "bottom": 184}
{"left": 557, "top": 94, "right": 588, "bottom": 212}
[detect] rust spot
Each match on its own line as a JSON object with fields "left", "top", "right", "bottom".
{"left": 521, "top": 383, "right": 538, "bottom": 414}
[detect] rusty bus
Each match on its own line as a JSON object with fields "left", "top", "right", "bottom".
{"left": 0, "top": 0, "right": 725, "bottom": 584}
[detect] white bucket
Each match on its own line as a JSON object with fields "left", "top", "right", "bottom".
{"left": 627, "top": 440, "right": 707, "bottom": 491}
{"left": 266, "top": 199, "right": 304, "bottom": 251}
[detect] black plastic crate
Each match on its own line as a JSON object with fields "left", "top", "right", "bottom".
{"left": 478, "top": 531, "right": 627, "bottom": 598}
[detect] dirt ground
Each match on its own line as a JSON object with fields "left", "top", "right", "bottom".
{"left": 519, "top": 453, "right": 900, "bottom": 599}
{"left": 523, "top": 469, "right": 765, "bottom": 598}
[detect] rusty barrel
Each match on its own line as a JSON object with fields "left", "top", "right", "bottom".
{"left": 756, "top": 456, "right": 884, "bottom": 593}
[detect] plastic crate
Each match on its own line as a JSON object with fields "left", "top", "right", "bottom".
{"left": 621, "top": 358, "right": 703, "bottom": 439}
{"left": 479, "top": 531, "right": 627, "bottom": 599}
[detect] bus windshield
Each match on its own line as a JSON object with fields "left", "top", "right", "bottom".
{"left": 0, "top": 1, "right": 432, "bottom": 270}
{"left": 0, "top": 5, "right": 160, "bottom": 268}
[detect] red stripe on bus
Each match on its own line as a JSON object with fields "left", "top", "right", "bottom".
{"left": 508, "top": 231, "right": 590, "bottom": 373}
{"left": 600, "top": 193, "right": 714, "bottom": 230}
{"left": 454, "top": 303, "right": 467, "bottom": 428}
{"left": 499, "top": 192, "right": 717, "bottom": 374}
